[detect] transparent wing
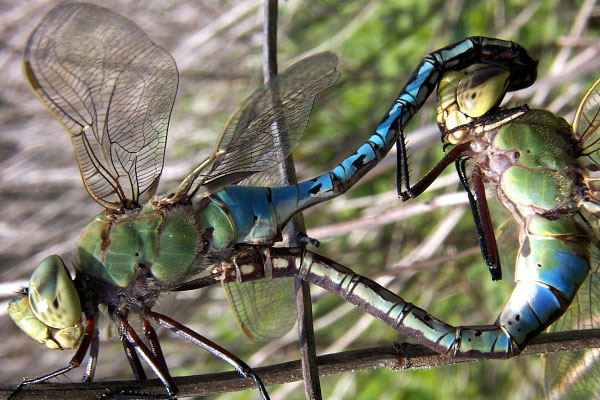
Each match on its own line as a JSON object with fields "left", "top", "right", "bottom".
{"left": 573, "top": 76, "right": 600, "bottom": 168}
{"left": 224, "top": 278, "right": 297, "bottom": 342}
{"left": 24, "top": 3, "right": 178, "bottom": 209}
{"left": 218, "top": 110, "right": 308, "bottom": 343}
{"left": 172, "top": 52, "right": 339, "bottom": 201}
{"left": 542, "top": 76, "right": 600, "bottom": 399}
{"left": 543, "top": 255, "right": 600, "bottom": 399}
{"left": 213, "top": 55, "right": 339, "bottom": 342}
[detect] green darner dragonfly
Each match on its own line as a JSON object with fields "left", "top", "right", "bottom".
{"left": 397, "top": 52, "right": 600, "bottom": 395}
{"left": 6, "top": 2, "right": 538, "bottom": 399}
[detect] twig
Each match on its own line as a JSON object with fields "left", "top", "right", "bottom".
{"left": 4, "top": 330, "right": 600, "bottom": 399}
{"left": 262, "top": 0, "right": 321, "bottom": 398}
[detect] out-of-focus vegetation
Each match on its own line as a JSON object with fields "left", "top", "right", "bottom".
{"left": 1, "top": 0, "right": 599, "bottom": 399}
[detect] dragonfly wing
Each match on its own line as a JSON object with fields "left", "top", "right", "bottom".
{"left": 212, "top": 55, "right": 339, "bottom": 342}
{"left": 174, "top": 52, "right": 340, "bottom": 200}
{"left": 24, "top": 3, "right": 178, "bottom": 209}
{"left": 543, "top": 263, "right": 600, "bottom": 399}
{"left": 574, "top": 76, "right": 600, "bottom": 167}
{"left": 542, "top": 77, "right": 600, "bottom": 399}
{"left": 223, "top": 278, "right": 297, "bottom": 342}
{"left": 218, "top": 124, "right": 303, "bottom": 342}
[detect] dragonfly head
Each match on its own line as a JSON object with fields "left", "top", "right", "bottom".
{"left": 8, "top": 255, "right": 83, "bottom": 350}
{"left": 437, "top": 64, "right": 511, "bottom": 144}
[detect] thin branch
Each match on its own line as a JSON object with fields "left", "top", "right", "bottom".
{"left": 262, "top": 0, "right": 321, "bottom": 398}
{"left": 4, "top": 330, "right": 600, "bottom": 399}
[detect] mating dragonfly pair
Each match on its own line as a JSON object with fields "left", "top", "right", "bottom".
{"left": 7, "top": 2, "right": 600, "bottom": 399}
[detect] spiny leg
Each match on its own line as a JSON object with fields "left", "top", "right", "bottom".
{"left": 399, "top": 105, "right": 529, "bottom": 280}
{"left": 456, "top": 158, "right": 501, "bottom": 280}
{"left": 398, "top": 140, "right": 504, "bottom": 281}
{"left": 398, "top": 141, "right": 471, "bottom": 200}
{"left": 82, "top": 327, "right": 100, "bottom": 382}
{"left": 148, "top": 311, "right": 270, "bottom": 400}
{"left": 120, "top": 329, "right": 148, "bottom": 381}
{"left": 398, "top": 105, "right": 530, "bottom": 202}
{"left": 118, "top": 316, "right": 177, "bottom": 398}
{"left": 142, "top": 317, "right": 168, "bottom": 370}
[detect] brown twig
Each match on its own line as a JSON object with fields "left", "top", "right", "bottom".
{"left": 262, "top": 0, "right": 321, "bottom": 398}
{"left": 4, "top": 330, "right": 600, "bottom": 399}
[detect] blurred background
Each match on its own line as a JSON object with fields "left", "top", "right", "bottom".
{"left": 1, "top": 0, "right": 599, "bottom": 399}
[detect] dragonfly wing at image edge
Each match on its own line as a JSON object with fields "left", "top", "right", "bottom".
{"left": 543, "top": 76, "right": 600, "bottom": 400}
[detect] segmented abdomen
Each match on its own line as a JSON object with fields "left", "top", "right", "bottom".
{"left": 483, "top": 110, "right": 591, "bottom": 349}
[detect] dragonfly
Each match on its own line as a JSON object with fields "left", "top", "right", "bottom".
{"left": 7, "top": 2, "right": 538, "bottom": 399}
{"left": 396, "top": 43, "right": 600, "bottom": 394}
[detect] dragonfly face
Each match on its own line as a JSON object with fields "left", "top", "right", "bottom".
{"left": 8, "top": 255, "right": 83, "bottom": 350}
{"left": 437, "top": 64, "right": 512, "bottom": 144}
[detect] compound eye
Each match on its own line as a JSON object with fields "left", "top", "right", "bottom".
{"left": 28, "top": 255, "right": 82, "bottom": 329}
{"left": 457, "top": 66, "right": 510, "bottom": 118}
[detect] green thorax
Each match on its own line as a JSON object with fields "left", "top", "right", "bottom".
{"left": 488, "top": 110, "right": 582, "bottom": 213}
{"left": 493, "top": 110, "right": 578, "bottom": 170}
{"left": 77, "top": 203, "right": 207, "bottom": 288}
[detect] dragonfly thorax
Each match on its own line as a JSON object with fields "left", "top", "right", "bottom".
{"left": 77, "top": 202, "right": 211, "bottom": 293}
{"left": 475, "top": 110, "right": 583, "bottom": 220}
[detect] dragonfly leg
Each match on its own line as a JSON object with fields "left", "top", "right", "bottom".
{"left": 401, "top": 105, "right": 529, "bottom": 202}
{"left": 148, "top": 311, "right": 270, "bottom": 400}
{"left": 118, "top": 316, "right": 178, "bottom": 398}
{"left": 399, "top": 145, "right": 506, "bottom": 284}
{"left": 456, "top": 159, "right": 502, "bottom": 280}
{"left": 396, "top": 136, "right": 412, "bottom": 197}
{"left": 401, "top": 105, "right": 529, "bottom": 279}
{"left": 121, "top": 329, "right": 148, "bottom": 381}
{"left": 82, "top": 327, "right": 100, "bottom": 382}
{"left": 398, "top": 141, "right": 471, "bottom": 200}
{"left": 9, "top": 315, "right": 97, "bottom": 399}
{"left": 295, "top": 231, "right": 321, "bottom": 247}
{"left": 142, "top": 317, "right": 169, "bottom": 370}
